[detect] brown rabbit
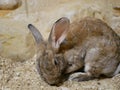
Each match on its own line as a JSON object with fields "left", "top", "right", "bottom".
{"left": 28, "top": 17, "right": 120, "bottom": 85}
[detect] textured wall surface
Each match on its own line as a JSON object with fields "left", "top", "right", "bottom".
{"left": 0, "top": 0, "right": 120, "bottom": 60}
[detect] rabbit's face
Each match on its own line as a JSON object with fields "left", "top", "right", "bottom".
{"left": 37, "top": 43, "right": 67, "bottom": 85}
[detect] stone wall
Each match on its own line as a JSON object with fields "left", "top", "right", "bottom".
{"left": 0, "top": 0, "right": 120, "bottom": 61}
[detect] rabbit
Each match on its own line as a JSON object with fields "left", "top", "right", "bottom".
{"left": 28, "top": 17, "right": 120, "bottom": 85}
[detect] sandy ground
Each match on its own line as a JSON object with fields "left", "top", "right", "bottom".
{"left": 1, "top": 56, "right": 120, "bottom": 90}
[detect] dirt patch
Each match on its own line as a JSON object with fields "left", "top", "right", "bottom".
{"left": 1, "top": 56, "right": 120, "bottom": 90}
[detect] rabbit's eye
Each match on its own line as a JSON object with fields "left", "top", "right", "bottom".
{"left": 54, "top": 58, "right": 59, "bottom": 65}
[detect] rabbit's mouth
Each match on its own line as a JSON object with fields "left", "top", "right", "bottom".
{"left": 44, "top": 73, "right": 68, "bottom": 86}
{"left": 42, "top": 73, "right": 63, "bottom": 86}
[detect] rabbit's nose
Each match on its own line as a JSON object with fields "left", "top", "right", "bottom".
{"left": 49, "top": 81, "right": 61, "bottom": 86}
{"left": 49, "top": 83, "right": 57, "bottom": 86}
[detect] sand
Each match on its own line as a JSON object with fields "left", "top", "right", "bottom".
{"left": 1, "top": 56, "right": 120, "bottom": 90}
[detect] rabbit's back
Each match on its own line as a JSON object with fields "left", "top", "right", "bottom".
{"left": 59, "top": 17, "right": 120, "bottom": 54}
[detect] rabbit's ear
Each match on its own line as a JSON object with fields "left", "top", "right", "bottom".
{"left": 28, "top": 24, "right": 43, "bottom": 45}
{"left": 49, "top": 17, "right": 70, "bottom": 49}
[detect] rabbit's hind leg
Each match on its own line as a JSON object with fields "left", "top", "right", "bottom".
{"left": 68, "top": 61, "right": 101, "bottom": 82}
{"left": 68, "top": 48, "right": 103, "bottom": 82}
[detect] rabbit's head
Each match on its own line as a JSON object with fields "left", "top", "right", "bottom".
{"left": 28, "top": 17, "right": 70, "bottom": 85}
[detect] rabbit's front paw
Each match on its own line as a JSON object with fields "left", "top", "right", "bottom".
{"left": 68, "top": 72, "right": 93, "bottom": 82}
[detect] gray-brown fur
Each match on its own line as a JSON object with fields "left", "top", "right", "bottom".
{"left": 28, "top": 17, "right": 120, "bottom": 85}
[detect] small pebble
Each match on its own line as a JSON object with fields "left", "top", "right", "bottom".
{"left": 60, "top": 87, "right": 70, "bottom": 90}
{"left": 40, "top": 86, "right": 44, "bottom": 89}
